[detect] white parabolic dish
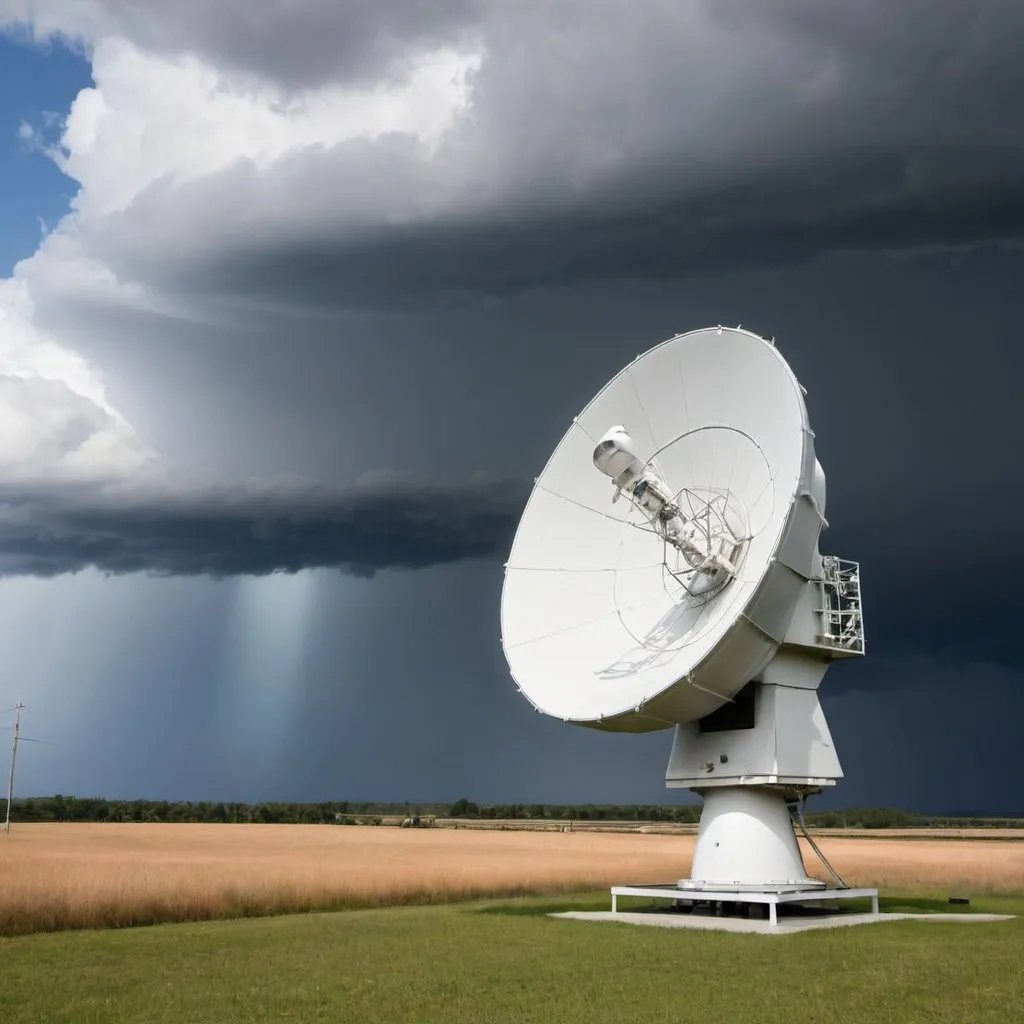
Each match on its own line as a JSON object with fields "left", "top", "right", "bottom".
{"left": 501, "top": 327, "right": 826, "bottom": 733}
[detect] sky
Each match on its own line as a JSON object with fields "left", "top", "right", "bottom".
{"left": 0, "top": 30, "right": 91, "bottom": 271}
{"left": 0, "top": 1, "right": 1021, "bottom": 815}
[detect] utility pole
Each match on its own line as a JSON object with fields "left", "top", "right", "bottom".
{"left": 5, "top": 702, "right": 24, "bottom": 834}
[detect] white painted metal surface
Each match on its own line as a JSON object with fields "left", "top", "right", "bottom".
{"left": 501, "top": 327, "right": 826, "bottom": 732}
{"left": 500, "top": 325, "right": 869, "bottom": 898}
{"left": 607, "top": 884, "right": 880, "bottom": 927}
{"left": 664, "top": 683, "right": 842, "bottom": 789}
{"left": 683, "top": 787, "right": 822, "bottom": 890}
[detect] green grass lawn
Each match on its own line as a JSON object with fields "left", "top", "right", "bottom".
{"left": 0, "top": 893, "right": 1020, "bottom": 1024}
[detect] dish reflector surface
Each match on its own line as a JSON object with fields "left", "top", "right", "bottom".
{"left": 501, "top": 328, "right": 817, "bottom": 732}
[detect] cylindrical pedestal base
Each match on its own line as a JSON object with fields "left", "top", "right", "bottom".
{"left": 678, "top": 786, "right": 824, "bottom": 892}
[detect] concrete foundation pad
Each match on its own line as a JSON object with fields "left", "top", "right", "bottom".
{"left": 551, "top": 910, "right": 1015, "bottom": 935}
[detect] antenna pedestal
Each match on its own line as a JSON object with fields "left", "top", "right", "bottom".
{"left": 665, "top": 634, "right": 854, "bottom": 892}
{"left": 677, "top": 786, "right": 823, "bottom": 892}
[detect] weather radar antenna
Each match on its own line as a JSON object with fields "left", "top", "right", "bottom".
{"left": 501, "top": 326, "right": 869, "bottom": 913}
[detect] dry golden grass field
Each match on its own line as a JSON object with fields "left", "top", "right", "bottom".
{"left": 1, "top": 822, "right": 1022, "bottom": 935}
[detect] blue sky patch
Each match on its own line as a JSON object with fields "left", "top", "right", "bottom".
{"left": 0, "top": 31, "right": 92, "bottom": 274}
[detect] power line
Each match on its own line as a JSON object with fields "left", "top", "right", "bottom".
{"left": 3, "top": 703, "right": 45, "bottom": 835}
{"left": 5, "top": 702, "right": 24, "bottom": 834}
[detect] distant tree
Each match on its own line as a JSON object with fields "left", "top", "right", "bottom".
{"left": 448, "top": 798, "right": 480, "bottom": 818}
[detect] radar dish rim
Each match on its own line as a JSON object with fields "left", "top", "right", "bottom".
{"left": 500, "top": 326, "right": 821, "bottom": 732}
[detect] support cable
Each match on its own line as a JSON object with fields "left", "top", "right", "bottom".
{"left": 792, "top": 797, "right": 849, "bottom": 889}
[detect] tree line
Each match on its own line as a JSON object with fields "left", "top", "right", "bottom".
{"left": 445, "top": 799, "right": 1021, "bottom": 828}
{"left": 4, "top": 795, "right": 1021, "bottom": 828}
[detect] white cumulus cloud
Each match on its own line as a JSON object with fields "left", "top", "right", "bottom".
{"left": 0, "top": 277, "right": 150, "bottom": 481}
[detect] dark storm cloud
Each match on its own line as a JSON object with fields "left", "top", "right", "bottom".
{"left": 24, "top": 1, "right": 1024, "bottom": 312}
{"left": 198, "top": 145, "right": 1024, "bottom": 309}
{"left": 0, "top": 474, "right": 527, "bottom": 578}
